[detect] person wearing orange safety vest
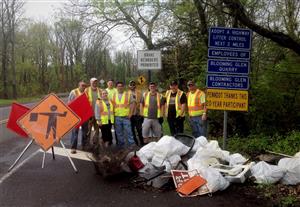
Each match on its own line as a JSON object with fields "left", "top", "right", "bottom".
{"left": 68, "top": 81, "right": 88, "bottom": 154}
{"left": 165, "top": 80, "right": 187, "bottom": 136}
{"left": 112, "top": 81, "right": 135, "bottom": 147}
{"left": 95, "top": 90, "right": 114, "bottom": 147}
{"left": 187, "top": 80, "right": 207, "bottom": 138}
{"left": 140, "top": 82, "right": 165, "bottom": 144}
{"left": 84, "top": 77, "right": 102, "bottom": 148}
{"left": 128, "top": 80, "right": 144, "bottom": 146}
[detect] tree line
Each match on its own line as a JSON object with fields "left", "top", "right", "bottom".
{"left": 1, "top": 0, "right": 300, "bottom": 136}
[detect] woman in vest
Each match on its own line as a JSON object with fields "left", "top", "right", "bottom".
{"left": 95, "top": 90, "right": 114, "bottom": 147}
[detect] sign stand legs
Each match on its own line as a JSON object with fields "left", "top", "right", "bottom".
{"left": 60, "top": 140, "right": 78, "bottom": 173}
{"left": 42, "top": 151, "right": 46, "bottom": 168}
{"left": 223, "top": 111, "right": 228, "bottom": 150}
{"left": 8, "top": 139, "right": 34, "bottom": 172}
{"left": 8, "top": 140, "right": 77, "bottom": 173}
{"left": 51, "top": 147, "right": 55, "bottom": 160}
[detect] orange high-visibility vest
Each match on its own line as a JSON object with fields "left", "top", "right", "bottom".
{"left": 187, "top": 89, "right": 205, "bottom": 116}
{"left": 165, "top": 89, "right": 185, "bottom": 117}
{"left": 112, "top": 92, "right": 130, "bottom": 117}
{"left": 96, "top": 99, "right": 114, "bottom": 124}
{"left": 142, "top": 92, "right": 162, "bottom": 118}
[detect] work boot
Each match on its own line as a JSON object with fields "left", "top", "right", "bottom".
{"left": 71, "top": 149, "right": 76, "bottom": 154}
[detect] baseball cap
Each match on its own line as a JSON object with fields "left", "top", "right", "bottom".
{"left": 170, "top": 80, "right": 178, "bottom": 85}
{"left": 90, "top": 77, "right": 98, "bottom": 82}
{"left": 187, "top": 80, "right": 195, "bottom": 86}
{"left": 129, "top": 80, "right": 136, "bottom": 86}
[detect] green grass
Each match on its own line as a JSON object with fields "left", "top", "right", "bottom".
{"left": 0, "top": 97, "right": 41, "bottom": 107}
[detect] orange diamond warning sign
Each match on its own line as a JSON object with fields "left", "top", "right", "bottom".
{"left": 18, "top": 94, "right": 80, "bottom": 151}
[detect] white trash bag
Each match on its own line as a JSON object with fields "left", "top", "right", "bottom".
{"left": 191, "top": 136, "right": 208, "bottom": 152}
{"left": 154, "top": 135, "right": 190, "bottom": 157}
{"left": 294, "top": 152, "right": 300, "bottom": 158}
{"left": 138, "top": 142, "right": 157, "bottom": 161}
{"left": 278, "top": 157, "right": 300, "bottom": 185}
{"left": 251, "top": 161, "right": 285, "bottom": 184}
{"left": 229, "top": 153, "right": 247, "bottom": 166}
{"left": 198, "top": 167, "right": 230, "bottom": 193}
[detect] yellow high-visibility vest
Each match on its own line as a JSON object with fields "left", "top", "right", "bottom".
{"left": 85, "top": 87, "right": 101, "bottom": 105}
{"left": 187, "top": 89, "right": 205, "bottom": 116}
{"left": 96, "top": 99, "right": 114, "bottom": 124}
{"left": 165, "top": 89, "right": 185, "bottom": 117}
{"left": 143, "top": 92, "right": 161, "bottom": 118}
{"left": 72, "top": 88, "right": 83, "bottom": 97}
{"left": 106, "top": 88, "right": 117, "bottom": 100}
{"left": 112, "top": 92, "right": 130, "bottom": 117}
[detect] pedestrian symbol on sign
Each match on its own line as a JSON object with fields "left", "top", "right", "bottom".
{"left": 18, "top": 94, "right": 80, "bottom": 151}
{"left": 138, "top": 75, "right": 146, "bottom": 85}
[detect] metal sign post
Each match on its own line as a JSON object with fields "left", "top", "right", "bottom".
{"left": 223, "top": 111, "right": 228, "bottom": 149}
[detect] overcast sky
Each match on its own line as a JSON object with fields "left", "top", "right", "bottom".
{"left": 23, "top": 0, "right": 143, "bottom": 54}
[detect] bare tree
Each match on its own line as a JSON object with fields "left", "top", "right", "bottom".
{"left": 221, "top": 0, "right": 300, "bottom": 55}
{"left": 68, "top": 0, "right": 167, "bottom": 50}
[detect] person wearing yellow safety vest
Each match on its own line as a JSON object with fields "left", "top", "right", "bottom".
{"left": 84, "top": 77, "right": 102, "bottom": 147}
{"left": 68, "top": 81, "right": 88, "bottom": 154}
{"left": 106, "top": 79, "right": 117, "bottom": 101}
{"left": 128, "top": 80, "right": 144, "bottom": 146}
{"left": 165, "top": 80, "right": 187, "bottom": 136}
{"left": 112, "top": 81, "right": 136, "bottom": 147}
{"left": 187, "top": 80, "right": 207, "bottom": 138}
{"left": 95, "top": 90, "right": 114, "bottom": 147}
{"left": 140, "top": 82, "right": 165, "bottom": 144}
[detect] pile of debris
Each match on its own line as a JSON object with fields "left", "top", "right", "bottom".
{"left": 92, "top": 134, "right": 300, "bottom": 197}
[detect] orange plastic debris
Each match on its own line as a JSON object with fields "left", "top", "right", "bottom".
{"left": 177, "top": 175, "right": 207, "bottom": 195}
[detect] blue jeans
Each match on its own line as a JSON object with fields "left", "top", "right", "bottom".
{"left": 189, "top": 116, "right": 207, "bottom": 138}
{"left": 114, "top": 116, "right": 135, "bottom": 147}
{"left": 71, "top": 122, "right": 88, "bottom": 149}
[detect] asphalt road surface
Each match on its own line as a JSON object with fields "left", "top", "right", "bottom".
{"left": 0, "top": 101, "right": 271, "bottom": 207}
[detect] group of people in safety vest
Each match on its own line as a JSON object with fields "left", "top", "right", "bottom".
{"left": 68, "top": 77, "right": 207, "bottom": 154}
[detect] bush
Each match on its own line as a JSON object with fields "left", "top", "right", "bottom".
{"left": 224, "top": 131, "right": 300, "bottom": 156}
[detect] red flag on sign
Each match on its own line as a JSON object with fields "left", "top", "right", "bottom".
{"left": 6, "top": 102, "right": 29, "bottom": 137}
{"left": 68, "top": 93, "right": 93, "bottom": 128}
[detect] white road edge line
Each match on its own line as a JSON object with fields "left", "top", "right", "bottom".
{"left": 42, "top": 147, "right": 93, "bottom": 162}
{"left": 0, "top": 150, "right": 40, "bottom": 185}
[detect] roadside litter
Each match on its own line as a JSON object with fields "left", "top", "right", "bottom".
{"left": 92, "top": 134, "right": 300, "bottom": 197}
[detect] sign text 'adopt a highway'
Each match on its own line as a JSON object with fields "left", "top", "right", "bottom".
{"left": 209, "top": 27, "right": 252, "bottom": 50}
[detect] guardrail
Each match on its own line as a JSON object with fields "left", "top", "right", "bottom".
{"left": 0, "top": 92, "right": 69, "bottom": 125}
